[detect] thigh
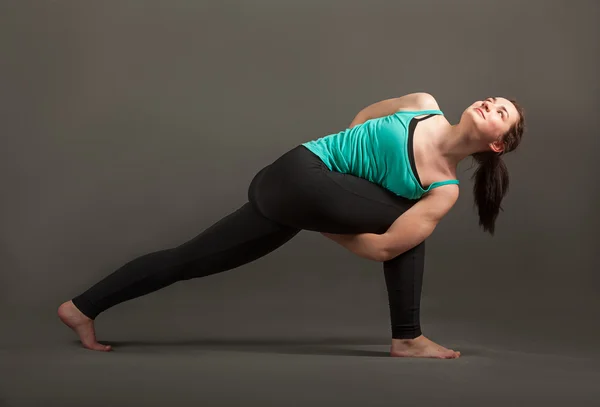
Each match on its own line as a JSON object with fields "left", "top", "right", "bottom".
{"left": 307, "top": 170, "right": 418, "bottom": 234}
{"left": 174, "top": 202, "right": 300, "bottom": 279}
{"left": 249, "top": 146, "right": 419, "bottom": 234}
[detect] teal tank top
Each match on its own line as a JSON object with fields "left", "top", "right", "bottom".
{"left": 302, "top": 109, "right": 459, "bottom": 200}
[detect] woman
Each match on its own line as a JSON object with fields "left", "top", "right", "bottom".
{"left": 58, "top": 92, "right": 525, "bottom": 359}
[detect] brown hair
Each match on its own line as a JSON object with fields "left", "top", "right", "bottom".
{"left": 470, "top": 99, "right": 526, "bottom": 235}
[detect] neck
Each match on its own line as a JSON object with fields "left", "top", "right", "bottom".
{"left": 430, "top": 121, "right": 488, "bottom": 170}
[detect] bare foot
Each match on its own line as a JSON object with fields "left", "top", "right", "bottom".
{"left": 390, "top": 335, "right": 460, "bottom": 359}
{"left": 58, "top": 300, "right": 112, "bottom": 352}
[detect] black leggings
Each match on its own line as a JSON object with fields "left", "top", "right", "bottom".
{"left": 72, "top": 145, "right": 425, "bottom": 339}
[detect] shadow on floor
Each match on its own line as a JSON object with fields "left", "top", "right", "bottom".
{"left": 71, "top": 336, "right": 398, "bottom": 357}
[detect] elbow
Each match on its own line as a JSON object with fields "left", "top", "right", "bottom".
{"left": 375, "top": 245, "right": 407, "bottom": 262}
{"left": 373, "top": 233, "right": 406, "bottom": 262}
{"left": 374, "top": 248, "right": 393, "bottom": 262}
{"left": 349, "top": 113, "right": 368, "bottom": 128}
{"left": 359, "top": 246, "right": 388, "bottom": 262}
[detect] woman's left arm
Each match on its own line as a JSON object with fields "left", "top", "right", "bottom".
{"left": 322, "top": 186, "right": 459, "bottom": 262}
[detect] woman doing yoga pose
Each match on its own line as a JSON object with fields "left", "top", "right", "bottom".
{"left": 58, "top": 92, "right": 525, "bottom": 359}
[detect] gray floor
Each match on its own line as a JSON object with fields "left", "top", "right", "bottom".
{"left": 2, "top": 308, "right": 599, "bottom": 407}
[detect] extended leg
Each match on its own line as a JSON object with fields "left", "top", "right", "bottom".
{"left": 71, "top": 202, "right": 299, "bottom": 320}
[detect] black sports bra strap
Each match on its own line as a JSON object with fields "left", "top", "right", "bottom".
{"left": 413, "top": 113, "right": 437, "bottom": 122}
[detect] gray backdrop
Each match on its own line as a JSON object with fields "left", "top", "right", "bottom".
{"left": 2, "top": 0, "right": 599, "bottom": 354}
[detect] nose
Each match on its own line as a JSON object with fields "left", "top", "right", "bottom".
{"left": 482, "top": 100, "right": 491, "bottom": 111}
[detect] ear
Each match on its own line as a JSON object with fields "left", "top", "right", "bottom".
{"left": 489, "top": 140, "right": 504, "bottom": 153}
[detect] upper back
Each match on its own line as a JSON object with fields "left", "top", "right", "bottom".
{"left": 395, "top": 92, "right": 441, "bottom": 116}
{"left": 351, "top": 92, "right": 441, "bottom": 126}
{"left": 301, "top": 93, "right": 459, "bottom": 200}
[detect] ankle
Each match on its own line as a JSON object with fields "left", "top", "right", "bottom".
{"left": 392, "top": 335, "right": 424, "bottom": 344}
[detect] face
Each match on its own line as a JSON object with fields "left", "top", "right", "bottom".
{"left": 462, "top": 97, "right": 520, "bottom": 153}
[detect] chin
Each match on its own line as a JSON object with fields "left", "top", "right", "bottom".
{"left": 461, "top": 109, "right": 474, "bottom": 121}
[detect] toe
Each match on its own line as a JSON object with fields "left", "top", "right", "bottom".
{"left": 95, "top": 343, "right": 111, "bottom": 352}
{"left": 86, "top": 342, "right": 110, "bottom": 352}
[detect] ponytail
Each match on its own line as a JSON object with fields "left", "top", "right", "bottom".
{"left": 471, "top": 151, "right": 509, "bottom": 236}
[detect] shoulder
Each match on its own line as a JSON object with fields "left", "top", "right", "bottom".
{"left": 424, "top": 183, "right": 459, "bottom": 203}
{"left": 395, "top": 92, "right": 441, "bottom": 114}
{"left": 413, "top": 92, "right": 441, "bottom": 110}
{"left": 418, "top": 185, "right": 459, "bottom": 222}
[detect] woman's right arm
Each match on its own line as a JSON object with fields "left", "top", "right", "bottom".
{"left": 321, "top": 232, "right": 384, "bottom": 261}
{"left": 348, "top": 92, "right": 439, "bottom": 128}
{"left": 321, "top": 182, "right": 459, "bottom": 262}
